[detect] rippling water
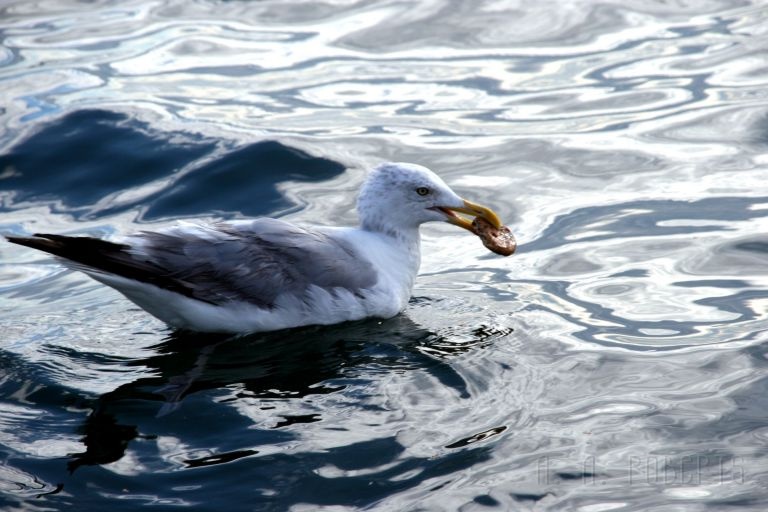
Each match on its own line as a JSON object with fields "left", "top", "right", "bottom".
{"left": 2, "top": 0, "right": 768, "bottom": 510}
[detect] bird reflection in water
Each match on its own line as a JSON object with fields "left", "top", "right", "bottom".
{"left": 66, "top": 314, "right": 506, "bottom": 472}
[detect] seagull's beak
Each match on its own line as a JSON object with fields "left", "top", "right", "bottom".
{"left": 437, "top": 199, "right": 503, "bottom": 232}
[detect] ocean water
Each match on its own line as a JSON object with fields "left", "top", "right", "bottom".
{"left": 1, "top": 0, "right": 768, "bottom": 510}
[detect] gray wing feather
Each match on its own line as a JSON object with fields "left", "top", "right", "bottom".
{"left": 135, "top": 218, "right": 377, "bottom": 307}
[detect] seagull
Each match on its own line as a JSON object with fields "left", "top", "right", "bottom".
{"left": 6, "top": 163, "right": 507, "bottom": 333}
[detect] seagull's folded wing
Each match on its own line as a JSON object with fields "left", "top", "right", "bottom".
{"left": 11, "top": 218, "right": 379, "bottom": 309}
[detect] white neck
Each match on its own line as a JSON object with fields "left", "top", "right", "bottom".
{"left": 355, "top": 223, "right": 422, "bottom": 302}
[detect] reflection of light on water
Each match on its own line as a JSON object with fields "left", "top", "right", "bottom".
{"left": 747, "top": 298, "right": 768, "bottom": 319}
{"left": 3, "top": 0, "right": 765, "bottom": 145}
{"left": 450, "top": 175, "right": 513, "bottom": 188}
{"left": 1, "top": 0, "right": 768, "bottom": 509}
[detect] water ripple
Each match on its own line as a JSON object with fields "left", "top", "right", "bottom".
{"left": 2, "top": 0, "right": 768, "bottom": 510}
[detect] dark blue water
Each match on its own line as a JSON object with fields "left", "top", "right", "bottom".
{"left": 2, "top": 1, "right": 768, "bottom": 510}
{"left": 0, "top": 110, "right": 345, "bottom": 221}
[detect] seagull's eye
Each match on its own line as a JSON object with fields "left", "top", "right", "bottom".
{"left": 416, "top": 187, "right": 430, "bottom": 196}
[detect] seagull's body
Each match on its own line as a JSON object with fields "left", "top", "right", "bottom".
{"left": 6, "top": 163, "right": 506, "bottom": 333}
{"left": 70, "top": 219, "right": 420, "bottom": 333}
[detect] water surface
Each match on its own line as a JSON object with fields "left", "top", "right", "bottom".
{"left": 1, "top": 0, "right": 768, "bottom": 510}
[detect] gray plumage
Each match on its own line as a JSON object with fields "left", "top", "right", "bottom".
{"left": 9, "top": 218, "right": 377, "bottom": 310}
{"left": 133, "top": 219, "right": 377, "bottom": 307}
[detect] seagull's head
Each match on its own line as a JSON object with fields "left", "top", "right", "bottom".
{"left": 357, "top": 162, "right": 502, "bottom": 236}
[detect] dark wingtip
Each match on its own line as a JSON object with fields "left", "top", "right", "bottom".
{"left": 6, "top": 233, "right": 49, "bottom": 241}
{"left": 6, "top": 232, "right": 210, "bottom": 304}
{"left": 5, "top": 234, "right": 59, "bottom": 251}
